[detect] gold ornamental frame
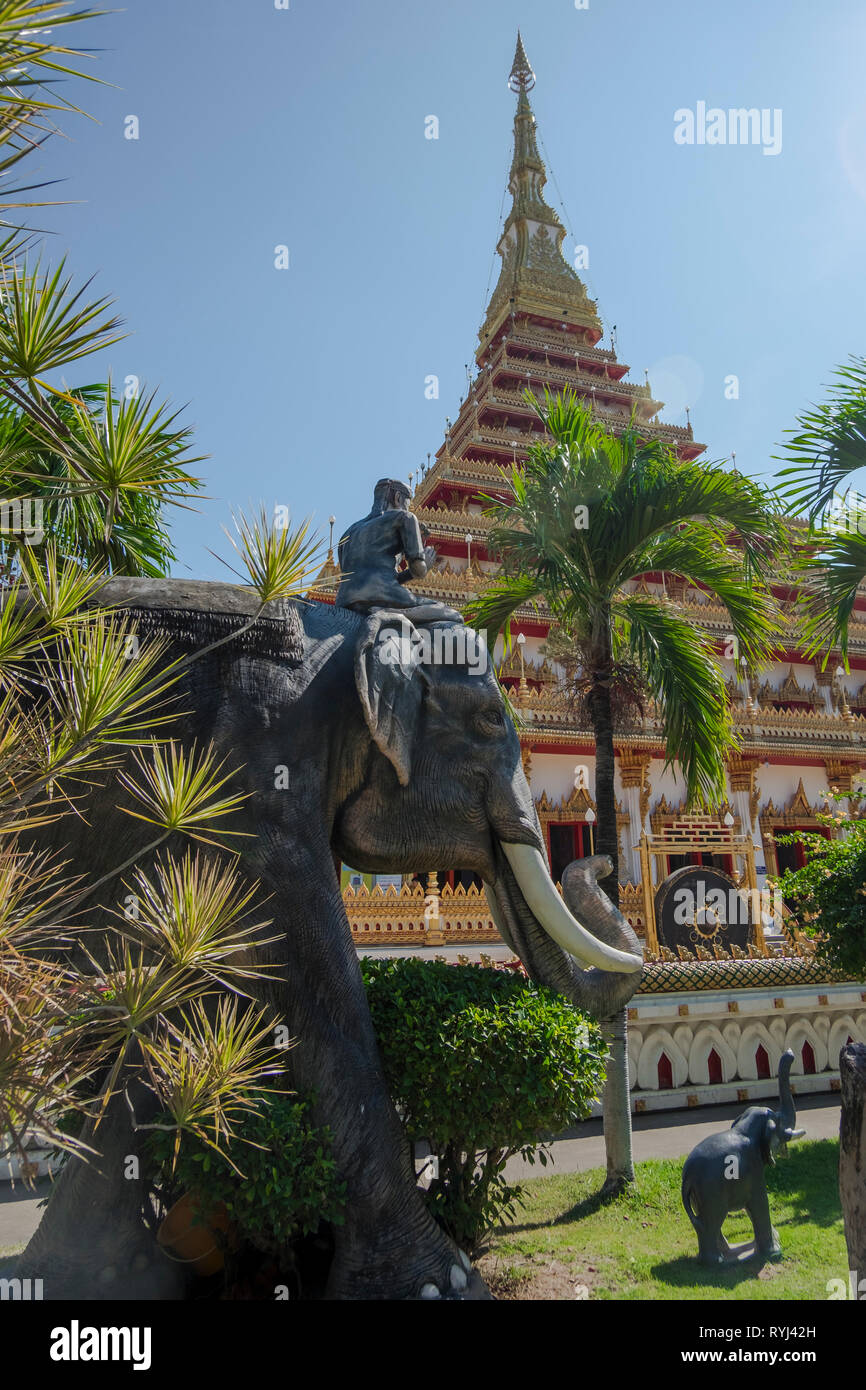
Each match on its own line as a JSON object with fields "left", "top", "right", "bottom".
{"left": 637, "top": 814, "right": 762, "bottom": 957}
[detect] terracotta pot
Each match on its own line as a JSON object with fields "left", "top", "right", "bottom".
{"left": 157, "top": 1192, "right": 233, "bottom": 1277}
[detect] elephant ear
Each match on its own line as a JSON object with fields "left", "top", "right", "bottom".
{"left": 354, "top": 612, "right": 429, "bottom": 786}
{"left": 760, "top": 1114, "right": 777, "bottom": 1166}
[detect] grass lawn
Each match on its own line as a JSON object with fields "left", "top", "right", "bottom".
{"left": 479, "top": 1139, "right": 847, "bottom": 1300}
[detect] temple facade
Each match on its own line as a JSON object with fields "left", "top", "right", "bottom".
{"left": 314, "top": 35, "right": 866, "bottom": 1109}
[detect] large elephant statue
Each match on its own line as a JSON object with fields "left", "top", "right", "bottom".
{"left": 19, "top": 580, "right": 643, "bottom": 1300}
{"left": 681, "top": 1049, "right": 805, "bottom": 1265}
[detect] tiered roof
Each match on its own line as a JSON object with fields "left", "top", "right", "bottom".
{"left": 412, "top": 33, "right": 703, "bottom": 560}
{"left": 308, "top": 35, "right": 866, "bottom": 772}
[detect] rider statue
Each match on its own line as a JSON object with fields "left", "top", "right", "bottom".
{"left": 335, "top": 478, "right": 461, "bottom": 624}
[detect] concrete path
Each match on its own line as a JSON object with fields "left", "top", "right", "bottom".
{"left": 504, "top": 1092, "right": 841, "bottom": 1180}
{"left": 0, "top": 1178, "right": 51, "bottom": 1254}
{"left": 0, "top": 1097, "right": 841, "bottom": 1253}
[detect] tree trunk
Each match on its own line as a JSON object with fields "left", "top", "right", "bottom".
{"left": 587, "top": 669, "right": 635, "bottom": 1194}
{"left": 601, "top": 1007, "right": 634, "bottom": 1195}
{"left": 839, "top": 1042, "right": 866, "bottom": 1283}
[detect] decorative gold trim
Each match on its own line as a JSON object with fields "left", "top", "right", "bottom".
{"left": 759, "top": 778, "right": 834, "bottom": 877}
{"left": 534, "top": 787, "right": 628, "bottom": 869}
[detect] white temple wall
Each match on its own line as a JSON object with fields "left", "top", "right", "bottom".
{"left": 757, "top": 762, "right": 829, "bottom": 812}
{"left": 614, "top": 982, "right": 866, "bottom": 1116}
{"left": 529, "top": 751, "right": 595, "bottom": 804}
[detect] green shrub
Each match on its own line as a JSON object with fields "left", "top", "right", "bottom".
{"left": 361, "top": 957, "right": 606, "bottom": 1251}
{"left": 149, "top": 1094, "right": 346, "bottom": 1254}
{"left": 775, "top": 817, "right": 866, "bottom": 977}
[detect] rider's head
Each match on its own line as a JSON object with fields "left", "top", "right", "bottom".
{"left": 372, "top": 478, "right": 411, "bottom": 514}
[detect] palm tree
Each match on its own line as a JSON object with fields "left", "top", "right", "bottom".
{"left": 468, "top": 391, "right": 786, "bottom": 1193}
{"left": 775, "top": 356, "right": 866, "bottom": 660}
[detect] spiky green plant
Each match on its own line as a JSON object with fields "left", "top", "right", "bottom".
{"left": 0, "top": 8, "right": 291, "bottom": 1190}
{"left": 218, "top": 506, "right": 325, "bottom": 605}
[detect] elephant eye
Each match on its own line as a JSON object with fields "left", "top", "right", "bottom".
{"left": 476, "top": 708, "right": 505, "bottom": 735}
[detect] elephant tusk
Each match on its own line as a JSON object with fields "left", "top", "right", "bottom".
{"left": 499, "top": 841, "right": 644, "bottom": 975}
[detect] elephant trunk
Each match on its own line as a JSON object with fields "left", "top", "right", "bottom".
{"left": 484, "top": 844, "right": 643, "bottom": 1020}
{"left": 499, "top": 842, "right": 643, "bottom": 974}
{"left": 776, "top": 1048, "right": 803, "bottom": 1139}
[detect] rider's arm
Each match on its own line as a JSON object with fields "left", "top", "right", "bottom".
{"left": 399, "top": 512, "right": 428, "bottom": 577}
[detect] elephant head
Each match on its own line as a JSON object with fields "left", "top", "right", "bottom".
{"left": 732, "top": 1049, "right": 806, "bottom": 1165}
{"left": 334, "top": 611, "right": 644, "bottom": 1017}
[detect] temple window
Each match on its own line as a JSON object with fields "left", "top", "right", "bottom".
{"left": 707, "top": 1048, "right": 723, "bottom": 1085}
{"left": 802, "top": 1040, "right": 816, "bottom": 1075}
{"left": 773, "top": 826, "right": 831, "bottom": 876}
{"left": 756, "top": 1044, "right": 771, "bottom": 1080}
{"left": 549, "top": 823, "right": 593, "bottom": 886}
{"left": 657, "top": 1052, "right": 673, "bottom": 1090}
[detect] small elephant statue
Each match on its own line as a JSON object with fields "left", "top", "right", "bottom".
{"left": 681, "top": 1049, "right": 805, "bottom": 1265}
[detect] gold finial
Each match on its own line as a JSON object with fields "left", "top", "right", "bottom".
{"left": 508, "top": 30, "right": 535, "bottom": 92}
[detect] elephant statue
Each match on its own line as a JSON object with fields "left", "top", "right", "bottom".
{"left": 681, "top": 1049, "right": 805, "bottom": 1265}
{"left": 19, "top": 580, "right": 644, "bottom": 1300}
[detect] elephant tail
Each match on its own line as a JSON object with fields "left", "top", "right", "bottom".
{"left": 681, "top": 1176, "right": 702, "bottom": 1232}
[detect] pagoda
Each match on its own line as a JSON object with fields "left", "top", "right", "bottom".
{"left": 411, "top": 31, "right": 703, "bottom": 588}
{"left": 312, "top": 33, "right": 866, "bottom": 912}
{"left": 317, "top": 33, "right": 866, "bottom": 1113}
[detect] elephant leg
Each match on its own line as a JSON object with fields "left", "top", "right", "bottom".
{"left": 255, "top": 831, "right": 469, "bottom": 1300}
{"left": 16, "top": 1064, "right": 187, "bottom": 1300}
{"left": 747, "top": 1182, "right": 782, "bottom": 1260}
{"left": 684, "top": 1182, "right": 727, "bottom": 1265}
{"left": 696, "top": 1211, "right": 729, "bottom": 1266}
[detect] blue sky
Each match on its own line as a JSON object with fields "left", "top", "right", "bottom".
{"left": 31, "top": 0, "right": 866, "bottom": 575}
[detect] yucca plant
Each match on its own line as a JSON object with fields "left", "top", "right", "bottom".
{"left": 0, "top": 560, "right": 289, "bottom": 1176}
{"left": 0, "top": 8, "right": 205, "bottom": 577}
{"left": 0, "top": 4, "right": 106, "bottom": 240}
{"left": 218, "top": 505, "right": 326, "bottom": 606}
{"left": 467, "top": 390, "right": 787, "bottom": 1194}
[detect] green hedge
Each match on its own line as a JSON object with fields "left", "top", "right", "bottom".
{"left": 149, "top": 1094, "right": 345, "bottom": 1256}
{"left": 776, "top": 819, "right": 866, "bottom": 977}
{"left": 361, "top": 957, "right": 607, "bottom": 1250}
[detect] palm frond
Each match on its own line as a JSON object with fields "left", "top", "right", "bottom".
{"left": 464, "top": 572, "right": 541, "bottom": 645}
{"left": 775, "top": 356, "right": 866, "bottom": 519}
{"left": 617, "top": 594, "right": 733, "bottom": 803}
{"left": 634, "top": 527, "right": 782, "bottom": 666}
{"left": 791, "top": 526, "right": 866, "bottom": 660}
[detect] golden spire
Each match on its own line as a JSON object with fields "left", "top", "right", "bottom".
{"left": 508, "top": 31, "right": 535, "bottom": 92}
{"left": 478, "top": 34, "right": 600, "bottom": 350}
